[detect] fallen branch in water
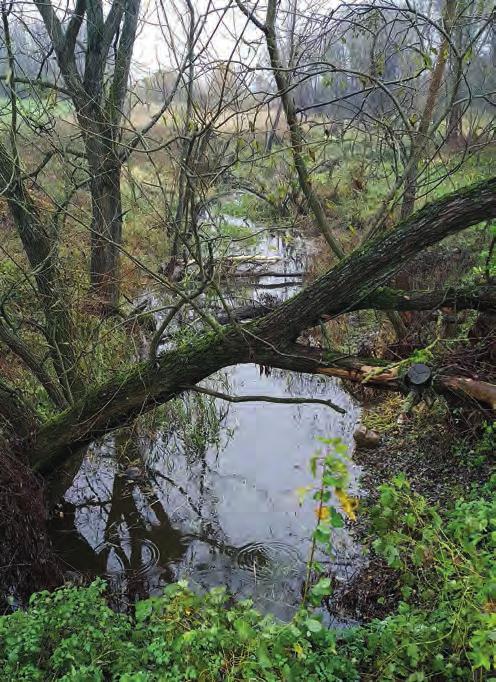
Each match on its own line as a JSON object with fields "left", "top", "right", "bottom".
{"left": 231, "top": 281, "right": 302, "bottom": 290}
{"left": 219, "top": 270, "right": 305, "bottom": 279}
{"left": 180, "top": 384, "right": 346, "bottom": 413}
{"left": 217, "top": 302, "right": 273, "bottom": 324}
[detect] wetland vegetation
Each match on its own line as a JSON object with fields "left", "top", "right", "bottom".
{"left": 0, "top": 0, "right": 495, "bottom": 678}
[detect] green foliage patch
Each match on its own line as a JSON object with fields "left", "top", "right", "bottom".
{"left": 2, "top": 473, "right": 495, "bottom": 680}
{"left": 364, "top": 474, "right": 496, "bottom": 679}
{"left": 0, "top": 581, "right": 358, "bottom": 681}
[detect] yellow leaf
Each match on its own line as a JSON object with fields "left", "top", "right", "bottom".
{"left": 295, "top": 485, "right": 312, "bottom": 505}
{"left": 335, "top": 489, "right": 358, "bottom": 521}
{"left": 314, "top": 506, "right": 330, "bottom": 521}
{"left": 293, "top": 642, "right": 304, "bottom": 658}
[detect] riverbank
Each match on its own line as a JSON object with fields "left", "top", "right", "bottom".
{"left": 333, "top": 393, "right": 495, "bottom": 623}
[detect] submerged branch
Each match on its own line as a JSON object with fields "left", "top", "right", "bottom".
{"left": 181, "top": 384, "right": 346, "bottom": 413}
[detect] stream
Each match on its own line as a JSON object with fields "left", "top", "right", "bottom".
{"left": 48, "top": 209, "right": 363, "bottom": 621}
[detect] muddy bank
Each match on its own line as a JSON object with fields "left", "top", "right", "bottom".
{"left": 332, "top": 396, "right": 494, "bottom": 622}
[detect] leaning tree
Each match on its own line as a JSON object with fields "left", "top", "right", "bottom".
{"left": 1, "top": 169, "right": 495, "bottom": 600}
{"left": 0, "top": 0, "right": 495, "bottom": 602}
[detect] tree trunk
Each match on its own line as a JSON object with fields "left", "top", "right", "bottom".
{"left": 33, "top": 0, "right": 141, "bottom": 314}
{"left": 0, "top": 143, "right": 81, "bottom": 401}
{"left": 28, "top": 174, "right": 496, "bottom": 473}
{"left": 446, "top": 99, "right": 463, "bottom": 147}
{"left": 445, "top": 9, "right": 464, "bottom": 147}
{"left": 400, "top": 0, "right": 456, "bottom": 220}
{"left": 264, "top": 0, "right": 345, "bottom": 260}
{"left": 85, "top": 140, "right": 123, "bottom": 313}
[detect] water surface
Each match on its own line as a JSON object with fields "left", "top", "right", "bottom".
{"left": 49, "top": 210, "right": 362, "bottom": 619}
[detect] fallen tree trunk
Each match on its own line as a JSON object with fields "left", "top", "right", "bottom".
{"left": 439, "top": 376, "right": 496, "bottom": 410}
{"left": 27, "top": 175, "right": 496, "bottom": 473}
{"left": 254, "top": 344, "right": 496, "bottom": 412}
{"left": 218, "top": 285, "right": 496, "bottom": 325}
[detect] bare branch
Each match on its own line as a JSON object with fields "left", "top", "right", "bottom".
{"left": 181, "top": 384, "right": 346, "bottom": 413}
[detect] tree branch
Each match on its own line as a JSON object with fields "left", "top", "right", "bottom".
{"left": 28, "top": 175, "right": 496, "bottom": 473}
{"left": 234, "top": 0, "right": 267, "bottom": 34}
{"left": 0, "top": 75, "right": 71, "bottom": 97}
{"left": 0, "top": 319, "right": 67, "bottom": 408}
{"left": 261, "top": 0, "right": 345, "bottom": 259}
{"left": 358, "top": 285, "right": 496, "bottom": 313}
{"left": 0, "top": 142, "right": 81, "bottom": 402}
{"left": 217, "top": 285, "right": 496, "bottom": 325}
{"left": 107, "top": 0, "right": 141, "bottom": 127}
{"left": 181, "top": 384, "right": 346, "bottom": 413}
{"left": 65, "top": 0, "right": 86, "bottom": 55}
{"left": 33, "top": 0, "right": 83, "bottom": 103}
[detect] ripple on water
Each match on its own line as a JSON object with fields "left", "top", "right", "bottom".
{"left": 95, "top": 538, "right": 161, "bottom": 579}
{"left": 234, "top": 540, "right": 304, "bottom": 583}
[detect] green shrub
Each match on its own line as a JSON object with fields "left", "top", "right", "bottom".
{"left": 363, "top": 474, "right": 496, "bottom": 680}
{"left": 0, "top": 580, "right": 358, "bottom": 681}
{"left": 2, "top": 474, "right": 495, "bottom": 680}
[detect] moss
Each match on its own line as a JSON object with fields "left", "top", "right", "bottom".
{"left": 362, "top": 394, "right": 404, "bottom": 433}
{"left": 35, "top": 404, "right": 72, "bottom": 433}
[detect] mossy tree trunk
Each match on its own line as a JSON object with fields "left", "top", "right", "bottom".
{"left": 27, "top": 174, "right": 496, "bottom": 473}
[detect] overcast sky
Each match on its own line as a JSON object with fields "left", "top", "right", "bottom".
{"left": 132, "top": 0, "right": 263, "bottom": 76}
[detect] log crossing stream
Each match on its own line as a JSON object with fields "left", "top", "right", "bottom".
{"left": 49, "top": 209, "right": 363, "bottom": 621}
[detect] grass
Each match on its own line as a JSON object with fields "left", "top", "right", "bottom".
{"left": 0, "top": 95, "right": 74, "bottom": 124}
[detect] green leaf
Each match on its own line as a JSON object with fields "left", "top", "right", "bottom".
{"left": 257, "top": 645, "right": 272, "bottom": 668}
{"left": 234, "top": 618, "right": 255, "bottom": 641}
{"left": 330, "top": 508, "right": 344, "bottom": 528}
{"left": 305, "top": 618, "right": 323, "bottom": 634}
{"left": 314, "top": 524, "right": 331, "bottom": 543}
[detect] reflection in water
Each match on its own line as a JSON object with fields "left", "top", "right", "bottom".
{"left": 49, "top": 217, "right": 362, "bottom": 620}
{"left": 51, "top": 368, "right": 361, "bottom": 619}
